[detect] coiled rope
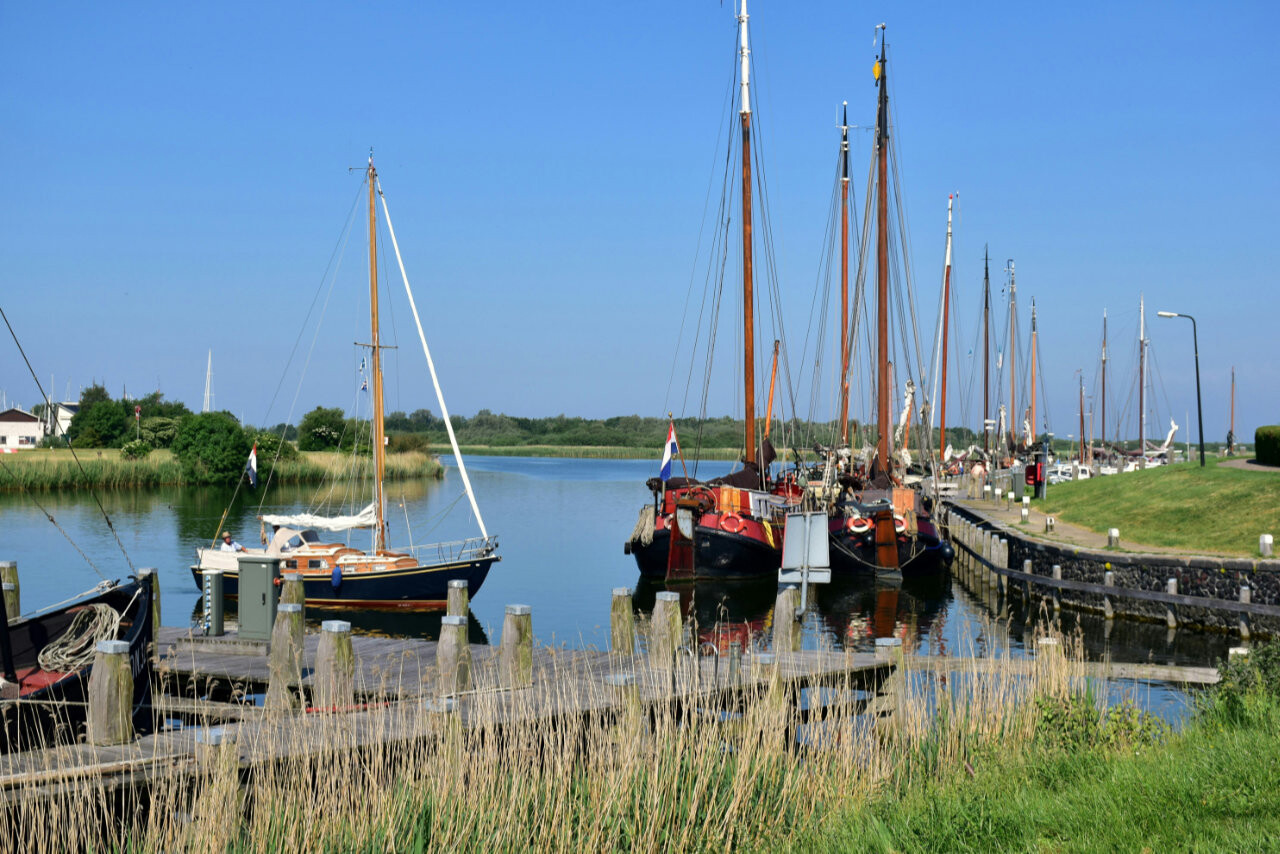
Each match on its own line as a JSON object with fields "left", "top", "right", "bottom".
{"left": 36, "top": 604, "right": 122, "bottom": 672}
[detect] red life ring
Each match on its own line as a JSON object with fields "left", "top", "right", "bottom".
{"left": 719, "top": 513, "right": 745, "bottom": 534}
{"left": 846, "top": 517, "right": 871, "bottom": 535}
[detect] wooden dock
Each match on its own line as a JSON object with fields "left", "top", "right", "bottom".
{"left": 0, "top": 626, "right": 893, "bottom": 799}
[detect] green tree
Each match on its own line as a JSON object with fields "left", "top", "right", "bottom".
{"left": 171, "top": 412, "right": 251, "bottom": 484}
{"left": 67, "top": 384, "right": 128, "bottom": 448}
{"left": 298, "top": 406, "right": 346, "bottom": 451}
{"left": 140, "top": 416, "right": 181, "bottom": 448}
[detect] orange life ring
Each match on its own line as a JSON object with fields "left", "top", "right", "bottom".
{"left": 846, "top": 517, "right": 871, "bottom": 535}
{"left": 719, "top": 513, "right": 745, "bottom": 534}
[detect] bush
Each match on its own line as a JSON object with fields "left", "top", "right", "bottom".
{"left": 253, "top": 431, "right": 300, "bottom": 464}
{"left": 1255, "top": 426, "right": 1280, "bottom": 466}
{"left": 120, "top": 440, "right": 152, "bottom": 460}
{"left": 298, "top": 407, "right": 346, "bottom": 451}
{"left": 171, "top": 412, "right": 251, "bottom": 485}
{"left": 388, "top": 433, "right": 431, "bottom": 454}
{"left": 1033, "top": 693, "right": 1169, "bottom": 753}
{"left": 1212, "top": 641, "right": 1280, "bottom": 722}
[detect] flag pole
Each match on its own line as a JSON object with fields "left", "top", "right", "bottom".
{"left": 670, "top": 412, "right": 690, "bottom": 481}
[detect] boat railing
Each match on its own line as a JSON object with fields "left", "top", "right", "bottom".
{"left": 403, "top": 536, "right": 499, "bottom": 565}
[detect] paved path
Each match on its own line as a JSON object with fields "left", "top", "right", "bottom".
{"left": 1221, "top": 458, "right": 1279, "bottom": 473}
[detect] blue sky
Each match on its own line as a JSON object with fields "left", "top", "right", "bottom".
{"left": 2, "top": 1, "right": 1276, "bottom": 444}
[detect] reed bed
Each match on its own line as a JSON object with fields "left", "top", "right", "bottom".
{"left": 0, "top": 624, "right": 1116, "bottom": 852}
{"left": 0, "top": 450, "right": 441, "bottom": 491}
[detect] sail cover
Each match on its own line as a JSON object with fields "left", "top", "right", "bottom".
{"left": 260, "top": 504, "right": 377, "bottom": 532}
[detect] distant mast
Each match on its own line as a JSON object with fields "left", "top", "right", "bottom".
{"left": 738, "top": 0, "right": 757, "bottom": 471}
{"left": 1138, "top": 293, "right": 1146, "bottom": 467}
{"left": 1029, "top": 298, "right": 1037, "bottom": 449}
{"left": 1101, "top": 310, "right": 1108, "bottom": 446}
{"left": 938, "top": 194, "right": 954, "bottom": 459}
{"left": 201, "top": 350, "right": 213, "bottom": 413}
{"left": 1229, "top": 366, "right": 1236, "bottom": 454}
{"left": 982, "top": 246, "right": 990, "bottom": 455}
{"left": 874, "top": 26, "right": 892, "bottom": 477}
{"left": 839, "top": 101, "right": 852, "bottom": 446}
{"left": 1007, "top": 259, "right": 1016, "bottom": 454}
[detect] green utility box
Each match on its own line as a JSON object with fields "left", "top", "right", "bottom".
{"left": 237, "top": 556, "right": 281, "bottom": 641}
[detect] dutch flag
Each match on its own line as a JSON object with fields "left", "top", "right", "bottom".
{"left": 245, "top": 443, "right": 258, "bottom": 489}
{"left": 659, "top": 422, "right": 679, "bottom": 481}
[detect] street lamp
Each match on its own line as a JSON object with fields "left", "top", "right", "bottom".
{"left": 1156, "top": 311, "right": 1205, "bottom": 467}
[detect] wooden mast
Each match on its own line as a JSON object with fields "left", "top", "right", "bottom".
{"left": 1029, "top": 298, "right": 1037, "bottom": 448}
{"left": 874, "top": 29, "right": 891, "bottom": 477}
{"left": 983, "top": 246, "right": 990, "bottom": 455}
{"left": 938, "top": 195, "right": 953, "bottom": 459}
{"left": 839, "top": 101, "right": 851, "bottom": 447}
{"left": 738, "top": 0, "right": 757, "bottom": 471}
{"left": 367, "top": 154, "right": 387, "bottom": 551}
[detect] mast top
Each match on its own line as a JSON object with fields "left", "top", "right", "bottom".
{"left": 841, "top": 101, "right": 849, "bottom": 180}
{"left": 738, "top": 0, "right": 751, "bottom": 115}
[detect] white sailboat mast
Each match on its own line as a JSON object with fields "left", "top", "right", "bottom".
{"left": 376, "top": 182, "right": 489, "bottom": 539}
{"left": 1139, "top": 292, "right": 1146, "bottom": 465}
{"left": 202, "top": 350, "right": 213, "bottom": 413}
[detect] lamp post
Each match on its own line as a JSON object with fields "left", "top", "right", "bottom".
{"left": 1156, "top": 311, "right": 1205, "bottom": 467}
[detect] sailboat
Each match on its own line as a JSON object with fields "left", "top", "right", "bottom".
{"left": 191, "top": 155, "right": 499, "bottom": 609}
{"left": 822, "top": 29, "right": 953, "bottom": 578}
{"left": 625, "top": 0, "right": 799, "bottom": 581}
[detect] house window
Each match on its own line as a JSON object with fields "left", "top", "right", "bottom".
{"left": 0, "top": 437, "right": 6, "bottom": 444}
{"left": 18, "top": 436, "right": 34, "bottom": 446}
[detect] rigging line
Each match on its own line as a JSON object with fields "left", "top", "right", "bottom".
{"left": 0, "top": 304, "right": 134, "bottom": 574}
{"left": 257, "top": 182, "right": 364, "bottom": 505}
{"left": 0, "top": 457, "right": 107, "bottom": 580}
{"left": 672, "top": 39, "right": 739, "bottom": 421}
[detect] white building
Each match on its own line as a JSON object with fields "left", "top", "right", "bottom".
{"left": 0, "top": 408, "right": 42, "bottom": 452}
{"left": 45, "top": 402, "right": 78, "bottom": 438}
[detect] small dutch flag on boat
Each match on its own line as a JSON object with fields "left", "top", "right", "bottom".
{"left": 659, "top": 422, "right": 679, "bottom": 481}
{"left": 244, "top": 443, "right": 258, "bottom": 489}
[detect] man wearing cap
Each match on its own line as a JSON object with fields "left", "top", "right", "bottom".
{"left": 219, "top": 531, "right": 246, "bottom": 553}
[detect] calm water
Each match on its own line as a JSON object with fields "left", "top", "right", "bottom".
{"left": 0, "top": 455, "right": 1237, "bottom": 720}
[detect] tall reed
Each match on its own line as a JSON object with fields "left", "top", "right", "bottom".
{"left": 0, "top": 622, "right": 1106, "bottom": 852}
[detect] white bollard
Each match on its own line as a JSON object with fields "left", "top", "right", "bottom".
{"left": 1262, "top": 534, "right": 1274, "bottom": 558}
{"left": 1165, "top": 578, "right": 1178, "bottom": 629}
{"left": 1107, "top": 528, "right": 1120, "bottom": 547}
{"left": 1021, "top": 507, "right": 1030, "bottom": 522}
{"left": 1045, "top": 516, "right": 1055, "bottom": 533}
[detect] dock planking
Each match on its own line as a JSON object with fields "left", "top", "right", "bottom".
{"left": 1, "top": 626, "right": 892, "bottom": 799}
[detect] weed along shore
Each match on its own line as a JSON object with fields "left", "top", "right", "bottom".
{"left": 3, "top": 585, "right": 1279, "bottom": 851}
{"left": 0, "top": 448, "right": 442, "bottom": 491}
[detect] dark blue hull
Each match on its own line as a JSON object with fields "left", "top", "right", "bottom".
{"left": 630, "top": 527, "right": 781, "bottom": 581}
{"left": 189, "top": 557, "right": 498, "bottom": 610}
{"left": 829, "top": 530, "right": 954, "bottom": 580}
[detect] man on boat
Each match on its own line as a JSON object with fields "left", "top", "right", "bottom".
{"left": 219, "top": 531, "right": 246, "bottom": 552}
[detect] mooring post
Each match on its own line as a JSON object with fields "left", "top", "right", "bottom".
{"left": 202, "top": 569, "right": 224, "bottom": 637}
{"left": 994, "top": 487, "right": 1003, "bottom": 506}
{"left": 500, "top": 604, "right": 534, "bottom": 689}
{"left": 1021, "top": 559, "right": 1033, "bottom": 608}
{"left": 1035, "top": 636, "right": 1064, "bottom": 691}
{"left": 1050, "top": 564, "right": 1062, "bottom": 613}
{"left": 772, "top": 586, "right": 802, "bottom": 654}
{"left": 1165, "top": 578, "right": 1179, "bottom": 629}
{"left": 1238, "top": 584, "right": 1252, "bottom": 640}
{"left": 265, "top": 602, "right": 305, "bottom": 711}
{"left": 727, "top": 641, "right": 742, "bottom": 687}
{"left": 872, "top": 636, "right": 905, "bottom": 735}
{"left": 1261, "top": 534, "right": 1274, "bottom": 558}
{"left": 1103, "top": 570, "right": 1115, "bottom": 620}
{"left": 1020, "top": 505, "right": 1030, "bottom": 523}
{"left": 280, "top": 572, "right": 305, "bottom": 608}
{"left": 446, "top": 579, "right": 469, "bottom": 618}
{"left": 1107, "top": 528, "right": 1120, "bottom": 548}
{"left": 983, "top": 484, "right": 992, "bottom": 503}
{"left": 435, "top": 614, "right": 471, "bottom": 694}
{"left": 1045, "top": 516, "right": 1056, "bottom": 533}
{"left": 650, "top": 591, "right": 682, "bottom": 668}
{"left": 314, "top": 619, "right": 355, "bottom": 709}
{"left": 1006, "top": 492, "right": 1014, "bottom": 511}
{"left": 87, "top": 639, "right": 133, "bottom": 746}
{"left": 610, "top": 587, "right": 636, "bottom": 655}
{"left": 0, "top": 561, "right": 18, "bottom": 620}
{"left": 988, "top": 537, "right": 1002, "bottom": 592}
{"left": 138, "top": 567, "right": 160, "bottom": 632}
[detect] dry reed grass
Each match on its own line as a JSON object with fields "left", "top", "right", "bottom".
{"left": 1, "top": 622, "right": 1092, "bottom": 852}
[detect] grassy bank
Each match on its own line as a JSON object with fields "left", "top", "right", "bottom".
{"left": 15, "top": 632, "right": 1278, "bottom": 852}
{"left": 1035, "top": 457, "right": 1280, "bottom": 556}
{"left": 0, "top": 448, "right": 441, "bottom": 490}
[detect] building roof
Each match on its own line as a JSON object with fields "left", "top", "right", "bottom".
{"left": 0, "top": 407, "right": 40, "bottom": 423}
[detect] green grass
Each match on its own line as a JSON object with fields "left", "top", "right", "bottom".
{"left": 1034, "top": 457, "right": 1280, "bottom": 556}
{"left": 800, "top": 696, "right": 1280, "bottom": 853}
